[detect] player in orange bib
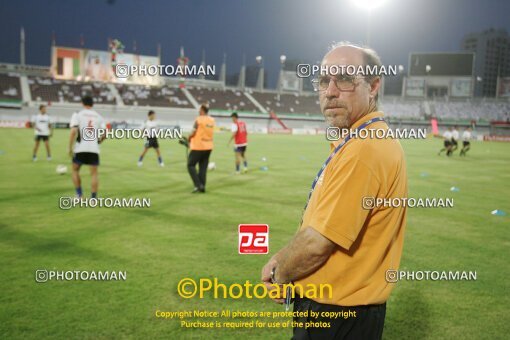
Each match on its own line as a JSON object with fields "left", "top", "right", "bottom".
{"left": 227, "top": 112, "right": 248, "bottom": 174}
{"left": 187, "top": 105, "right": 215, "bottom": 193}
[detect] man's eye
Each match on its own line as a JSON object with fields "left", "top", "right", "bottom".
{"left": 337, "top": 76, "right": 353, "bottom": 83}
{"left": 319, "top": 77, "right": 330, "bottom": 85}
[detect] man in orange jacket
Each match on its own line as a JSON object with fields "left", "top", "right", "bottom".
{"left": 187, "top": 104, "right": 215, "bottom": 193}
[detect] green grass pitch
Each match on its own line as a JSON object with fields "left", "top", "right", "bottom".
{"left": 0, "top": 128, "right": 509, "bottom": 339}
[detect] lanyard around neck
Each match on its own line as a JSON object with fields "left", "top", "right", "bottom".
{"left": 303, "top": 117, "right": 385, "bottom": 212}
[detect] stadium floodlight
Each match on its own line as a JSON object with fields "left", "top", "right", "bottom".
{"left": 351, "top": 0, "right": 387, "bottom": 10}
{"left": 255, "top": 56, "right": 262, "bottom": 64}
{"left": 425, "top": 65, "right": 432, "bottom": 73}
{"left": 351, "top": 0, "right": 387, "bottom": 45}
{"left": 398, "top": 65, "right": 405, "bottom": 73}
{"left": 280, "top": 55, "right": 287, "bottom": 64}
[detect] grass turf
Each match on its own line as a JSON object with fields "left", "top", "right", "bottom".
{"left": 0, "top": 128, "right": 509, "bottom": 339}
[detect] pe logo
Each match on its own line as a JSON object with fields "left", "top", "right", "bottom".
{"left": 238, "top": 224, "right": 269, "bottom": 254}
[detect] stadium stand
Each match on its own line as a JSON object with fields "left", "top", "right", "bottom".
{"left": 433, "top": 99, "right": 510, "bottom": 121}
{"left": 28, "top": 76, "right": 116, "bottom": 104}
{"left": 187, "top": 87, "right": 261, "bottom": 112}
{"left": 0, "top": 73, "right": 22, "bottom": 101}
{"left": 115, "top": 84, "right": 193, "bottom": 108}
{"left": 250, "top": 91, "right": 320, "bottom": 115}
{"left": 0, "top": 64, "right": 49, "bottom": 76}
{"left": 380, "top": 97, "right": 424, "bottom": 119}
{"left": 2, "top": 66, "right": 508, "bottom": 123}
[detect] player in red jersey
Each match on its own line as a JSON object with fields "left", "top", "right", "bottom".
{"left": 227, "top": 112, "right": 248, "bottom": 174}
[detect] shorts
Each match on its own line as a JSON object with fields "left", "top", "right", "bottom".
{"left": 35, "top": 135, "right": 49, "bottom": 141}
{"left": 234, "top": 145, "right": 247, "bottom": 153}
{"left": 463, "top": 141, "right": 470, "bottom": 147}
{"left": 73, "top": 152, "right": 100, "bottom": 166}
{"left": 444, "top": 141, "right": 451, "bottom": 147}
{"left": 292, "top": 297, "right": 386, "bottom": 340}
{"left": 145, "top": 138, "right": 159, "bottom": 148}
{"left": 451, "top": 139, "right": 458, "bottom": 146}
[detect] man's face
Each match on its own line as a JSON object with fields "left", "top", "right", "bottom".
{"left": 199, "top": 108, "right": 205, "bottom": 116}
{"left": 149, "top": 114, "right": 155, "bottom": 121}
{"left": 319, "top": 46, "right": 378, "bottom": 129}
{"left": 40, "top": 107, "right": 46, "bottom": 114}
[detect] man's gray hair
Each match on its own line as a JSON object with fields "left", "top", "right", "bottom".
{"left": 328, "top": 41, "right": 382, "bottom": 106}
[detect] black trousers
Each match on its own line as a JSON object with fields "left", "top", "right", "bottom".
{"left": 187, "top": 149, "right": 212, "bottom": 189}
{"left": 292, "top": 297, "right": 386, "bottom": 340}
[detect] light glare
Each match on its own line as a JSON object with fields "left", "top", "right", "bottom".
{"left": 351, "top": 0, "right": 387, "bottom": 10}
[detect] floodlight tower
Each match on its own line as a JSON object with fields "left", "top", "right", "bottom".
{"left": 425, "top": 64, "right": 431, "bottom": 98}
{"left": 278, "top": 55, "right": 286, "bottom": 94}
{"left": 20, "top": 27, "right": 25, "bottom": 66}
{"left": 220, "top": 53, "right": 227, "bottom": 88}
{"left": 256, "top": 56, "right": 264, "bottom": 91}
{"left": 237, "top": 54, "right": 246, "bottom": 90}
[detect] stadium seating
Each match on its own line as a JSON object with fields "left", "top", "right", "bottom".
{"left": 433, "top": 99, "right": 510, "bottom": 121}
{"left": 3, "top": 73, "right": 508, "bottom": 122}
{"left": 115, "top": 84, "right": 193, "bottom": 108}
{"left": 28, "top": 76, "right": 116, "bottom": 104}
{"left": 250, "top": 91, "right": 320, "bottom": 115}
{"left": 0, "top": 73, "right": 22, "bottom": 101}
{"left": 187, "top": 87, "right": 261, "bottom": 113}
{"left": 380, "top": 98, "right": 423, "bottom": 119}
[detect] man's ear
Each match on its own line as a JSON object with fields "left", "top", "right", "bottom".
{"left": 369, "top": 77, "right": 381, "bottom": 99}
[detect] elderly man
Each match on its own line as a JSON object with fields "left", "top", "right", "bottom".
{"left": 261, "top": 43, "right": 408, "bottom": 340}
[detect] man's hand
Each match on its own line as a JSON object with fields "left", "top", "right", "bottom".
{"left": 228, "top": 133, "right": 235, "bottom": 146}
{"left": 188, "top": 123, "right": 198, "bottom": 142}
{"left": 261, "top": 255, "right": 285, "bottom": 304}
{"left": 263, "top": 282, "right": 285, "bottom": 304}
{"left": 264, "top": 227, "right": 336, "bottom": 285}
{"left": 68, "top": 149, "right": 73, "bottom": 158}
{"left": 261, "top": 256, "right": 278, "bottom": 283}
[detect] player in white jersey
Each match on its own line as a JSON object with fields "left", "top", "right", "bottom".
{"left": 438, "top": 127, "right": 453, "bottom": 156}
{"left": 32, "top": 105, "right": 52, "bottom": 161}
{"left": 451, "top": 126, "right": 460, "bottom": 154}
{"left": 68, "top": 96, "right": 106, "bottom": 198}
{"left": 137, "top": 110, "right": 164, "bottom": 167}
{"left": 460, "top": 127, "right": 472, "bottom": 156}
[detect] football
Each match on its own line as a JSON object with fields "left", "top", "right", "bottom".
{"left": 56, "top": 164, "right": 68, "bottom": 175}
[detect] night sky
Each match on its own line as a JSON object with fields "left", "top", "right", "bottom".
{"left": 1, "top": 0, "right": 509, "bottom": 87}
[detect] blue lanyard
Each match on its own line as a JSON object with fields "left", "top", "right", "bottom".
{"left": 303, "top": 117, "right": 385, "bottom": 212}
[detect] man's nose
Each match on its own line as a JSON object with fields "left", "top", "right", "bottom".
{"left": 325, "top": 79, "right": 340, "bottom": 99}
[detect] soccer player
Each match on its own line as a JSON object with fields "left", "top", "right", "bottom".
{"left": 451, "top": 125, "right": 459, "bottom": 154}
{"left": 460, "top": 127, "right": 472, "bottom": 156}
{"left": 137, "top": 110, "right": 164, "bottom": 167}
{"left": 187, "top": 104, "right": 215, "bottom": 193}
{"left": 227, "top": 112, "right": 248, "bottom": 174}
{"left": 68, "top": 96, "right": 106, "bottom": 198}
{"left": 438, "top": 127, "right": 453, "bottom": 156}
{"left": 32, "top": 105, "right": 52, "bottom": 161}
